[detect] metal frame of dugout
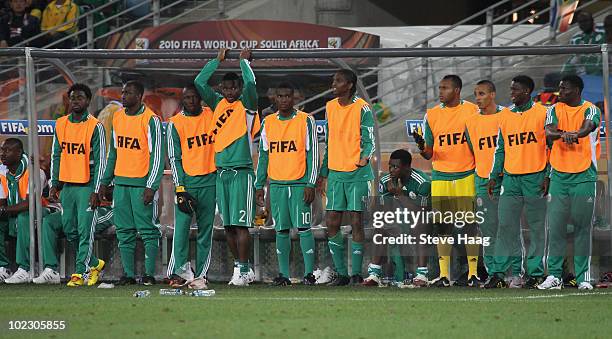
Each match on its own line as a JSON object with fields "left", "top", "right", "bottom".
{"left": 0, "top": 45, "right": 609, "bottom": 281}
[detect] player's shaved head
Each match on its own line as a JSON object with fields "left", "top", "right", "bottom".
{"left": 476, "top": 80, "right": 495, "bottom": 93}
{"left": 442, "top": 75, "right": 462, "bottom": 90}
{"left": 3, "top": 138, "right": 23, "bottom": 151}
{"left": 511, "top": 75, "right": 535, "bottom": 94}
{"left": 560, "top": 75, "right": 584, "bottom": 93}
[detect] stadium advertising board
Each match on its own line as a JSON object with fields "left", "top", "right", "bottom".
{"left": 104, "top": 20, "right": 379, "bottom": 69}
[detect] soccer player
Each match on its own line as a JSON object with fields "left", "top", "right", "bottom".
{"left": 484, "top": 75, "right": 548, "bottom": 289}
{"left": 465, "top": 80, "right": 524, "bottom": 287}
{"left": 38, "top": 83, "right": 107, "bottom": 287}
{"left": 362, "top": 149, "right": 431, "bottom": 287}
{"left": 255, "top": 83, "right": 318, "bottom": 286}
{"left": 316, "top": 69, "right": 376, "bottom": 286}
{"left": 413, "top": 75, "right": 480, "bottom": 287}
{"left": 34, "top": 198, "right": 114, "bottom": 284}
{"left": 1, "top": 139, "right": 44, "bottom": 284}
{"left": 166, "top": 85, "right": 217, "bottom": 289}
{"left": 99, "top": 80, "right": 164, "bottom": 286}
{"left": 195, "top": 48, "right": 259, "bottom": 286}
{"left": 538, "top": 75, "right": 600, "bottom": 290}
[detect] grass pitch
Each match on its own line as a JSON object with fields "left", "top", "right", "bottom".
{"left": 1, "top": 283, "right": 611, "bottom": 338}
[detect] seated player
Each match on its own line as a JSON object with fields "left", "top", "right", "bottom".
{"left": 363, "top": 149, "right": 431, "bottom": 287}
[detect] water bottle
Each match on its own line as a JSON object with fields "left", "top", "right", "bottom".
{"left": 159, "top": 289, "right": 184, "bottom": 296}
{"left": 189, "top": 289, "right": 216, "bottom": 297}
{"left": 133, "top": 290, "right": 151, "bottom": 298}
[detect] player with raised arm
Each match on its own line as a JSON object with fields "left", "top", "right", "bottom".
{"left": 194, "top": 48, "right": 259, "bottom": 286}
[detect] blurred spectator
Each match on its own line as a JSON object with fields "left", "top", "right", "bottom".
{"left": 562, "top": 11, "right": 605, "bottom": 76}
{"left": 74, "top": 0, "right": 113, "bottom": 41}
{"left": 261, "top": 87, "right": 277, "bottom": 118}
{"left": 40, "top": 0, "right": 79, "bottom": 48}
{"left": 604, "top": 14, "right": 612, "bottom": 44}
{"left": 534, "top": 72, "right": 561, "bottom": 106}
{"left": 0, "top": 0, "right": 41, "bottom": 47}
{"left": 294, "top": 88, "right": 305, "bottom": 111}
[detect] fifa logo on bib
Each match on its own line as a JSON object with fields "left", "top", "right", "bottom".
{"left": 507, "top": 132, "right": 537, "bottom": 146}
{"left": 61, "top": 142, "right": 85, "bottom": 154}
{"left": 116, "top": 136, "right": 142, "bottom": 150}
{"left": 211, "top": 108, "right": 233, "bottom": 135}
{"left": 478, "top": 135, "right": 498, "bottom": 150}
{"left": 187, "top": 134, "right": 213, "bottom": 149}
{"left": 269, "top": 141, "right": 297, "bottom": 153}
{"left": 438, "top": 132, "right": 467, "bottom": 146}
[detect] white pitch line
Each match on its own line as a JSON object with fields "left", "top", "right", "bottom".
{"left": 1, "top": 291, "right": 611, "bottom": 303}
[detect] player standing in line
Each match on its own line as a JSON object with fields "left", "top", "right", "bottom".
{"left": 465, "top": 80, "right": 524, "bottom": 287}
{"left": 99, "top": 80, "right": 164, "bottom": 286}
{"left": 166, "top": 85, "right": 217, "bottom": 289}
{"left": 195, "top": 48, "right": 259, "bottom": 286}
{"left": 316, "top": 69, "right": 376, "bottom": 286}
{"left": 538, "top": 75, "right": 601, "bottom": 290}
{"left": 413, "top": 75, "right": 480, "bottom": 287}
{"left": 35, "top": 84, "right": 107, "bottom": 287}
{"left": 362, "top": 149, "right": 431, "bottom": 287}
{"left": 484, "top": 75, "right": 549, "bottom": 289}
{"left": 2, "top": 139, "right": 44, "bottom": 284}
{"left": 255, "top": 83, "right": 318, "bottom": 286}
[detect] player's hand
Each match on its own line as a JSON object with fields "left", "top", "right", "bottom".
{"left": 303, "top": 187, "right": 315, "bottom": 204}
{"left": 356, "top": 157, "right": 369, "bottom": 168}
{"left": 239, "top": 48, "right": 252, "bottom": 61}
{"left": 387, "top": 179, "right": 400, "bottom": 197}
{"left": 48, "top": 186, "right": 60, "bottom": 203}
{"left": 176, "top": 191, "right": 196, "bottom": 214}
{"left": 255, "top": 189, "right": 265, "bottom": 207}
{"left": 97, "top": 184, "right": 108, "bottom": 201}
{"left": 89, "top": 192, "right": 100, "bottom": 209}
{"left": 412, "top": 131, "right": 425, "bottom": 151}
{"left": 217, "top": 48, "right": 229, "bottom": 62}
{"left": 315, "top": 176, "right": 327, "bottom": 196}
{"left": 142, "top": 188, "right": 155, "bottom": 205}
{"left": 487, "top": 179, "right": 497, "bottom": 200}
{"left": 541, "top": 177, "right": 550, "bottom": 197}
{"left": 562, "top": 131, "right": 578, "bottom": 144}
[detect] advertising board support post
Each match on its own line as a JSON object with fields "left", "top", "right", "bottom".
{"left": 602, "top": 44, "right": 611, "bottom": 253}
{"left": 24, "top": 48, "right": 45, "bottom": 277}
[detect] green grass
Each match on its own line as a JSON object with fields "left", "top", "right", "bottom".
{"left": 1, "top": 284, "right": 611, "bottom": 338}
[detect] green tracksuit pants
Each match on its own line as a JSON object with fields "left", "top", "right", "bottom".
{"left": 546, "top": 180, "right": 595, "bottom": 284}
{"left": 167, "top": 186, "right": 216, "bottom": 279}
{"left": 494, "top": 171, "right": 547, "bottom": 278}
{"left": 114, "top": 185, "right": 161, "bottom": 278}
{"left": 41, "top": 207, "right": 113, "bottom": 272}
{"left": 476, "top": 176, "right": 523, "bottom": 276}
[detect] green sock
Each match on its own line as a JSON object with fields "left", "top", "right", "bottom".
{"left": 351, "top": 241, "right": 364, "bottom": 276}
{"left": 276, "top": 232, "right": 291, "bottom": 277}
{"left": 299, "top": 229, "right": 315, "bottom": 276}
{"left": 119, "top": 247, "right": 135, "bottom": 278}
{"left": 416, "top": 266, "right": 428, "bottom": 277}
{"left": 391, "top": 255, "right": 404, "bottom": 281}
{"left": 144, "top": 242, "right": 159, "bottom": 277}
{"left": 367, "top": 263, "right": 382, "bottom": 277}
{"left": 328, "top": 232, "right": 347, "bottom": 276}
{"left": 239, "top": 262, "right": 249, "bottom": 275}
